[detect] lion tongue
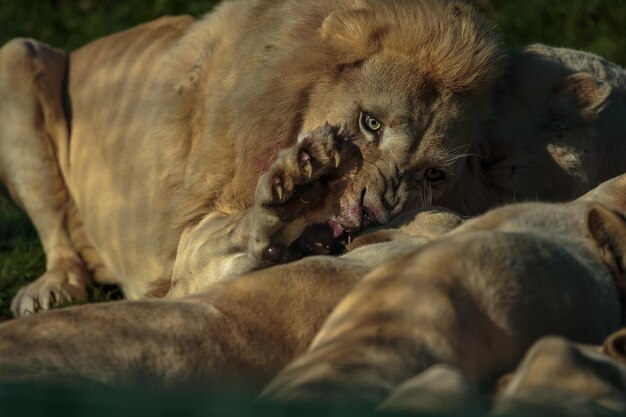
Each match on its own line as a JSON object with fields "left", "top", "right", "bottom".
{"left": 328, "top": 220, "right": 345, "bottom": 238}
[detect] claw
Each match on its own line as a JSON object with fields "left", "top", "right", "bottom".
{"left": 303, "top": 161, "right": 313, "bottom": 178}
{"left": 299, "top": 151, "right": 313, "bottom": 178}
{"left": 272, "top": 176, "right": 284, "bottom": 201}
{"left": 334, "top": 152, "right": 341, "bottom": 168}
{"left": 275, "top": 184, "right": 283, "bottom": 201}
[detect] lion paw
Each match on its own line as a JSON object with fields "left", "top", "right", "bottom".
{"left": 11, "top": 261, "right": 88, "bottom": 317}
{"left": 252, "top": 124, "right": 362, "bottom": 263}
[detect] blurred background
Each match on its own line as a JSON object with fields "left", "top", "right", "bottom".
{"left": 0, "top": 0, "right": 626, "bottom": 320}
{"left": 2, "top": 0, "right": 626, "bottom": 65}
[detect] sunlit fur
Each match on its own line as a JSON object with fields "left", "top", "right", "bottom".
{"left": 160, "top": 0, "right": 505, "bottom": 233}
{"left": 0, "top": 0, "right": 506, "bottom": 310}
{"left": 262, "top": 176, "right": 626, "bottom": 406}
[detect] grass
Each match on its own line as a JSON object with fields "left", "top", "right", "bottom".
{"left": 477, "top": 0, "right": 626, "bottom": 66}
{"left": 0, "top": 0, "right": 222, "bottom": 50}
{"left": 0, "top": 196, "right": 45, "bottom": 320}
{"left": 0, "top": 191, "right": 123, "bottom": 321}
{"left": 0, "top": 1, "right": 625, "bottom": 316}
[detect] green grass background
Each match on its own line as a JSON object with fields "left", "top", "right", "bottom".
{"left": 0, "top": 0, "right": 626, "bottom": 320}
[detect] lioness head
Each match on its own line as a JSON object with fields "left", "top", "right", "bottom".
{"left": 299, "top": 0, "right": 504, "bottom": 236}
{"left": 485, "top": 44, "right": 615, "bottom": 204}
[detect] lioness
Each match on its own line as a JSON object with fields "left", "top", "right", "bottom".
{"left": 0, "top": 0, "right": 504, "bottom": 316}
{"left": 485, "top": 44, "right": 626, "bottom": 205}
{"left": 492, "top": 334, "right": 626, "bottom": 416}
{"left": 0, "top": 174, "right": 625, "bottom": 409}
{"left": 0, "top": 208, "right": 463, "bottom": 385}
{"left": 376, "top": 331, "right": 626, "bottom": 415}
{"left": 262, "top": 175, "right": 626, "bottom": 406}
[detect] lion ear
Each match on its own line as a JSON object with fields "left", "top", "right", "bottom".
{"left": 603, "top": 328, "right": 626, "bottom": 364}
{"left": 320, "top": 8, "right": 386, "bottom": 65}
{"left": 585, "top": 204, "right": 626, "bottom": 296}
{"left": 553, "top": 72, "right": 611, "bottom": 121}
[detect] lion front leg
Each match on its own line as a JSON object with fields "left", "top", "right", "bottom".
{"left": 168, "top": 125, "right": 362, "bottom": 297}
{"left": 0, "top": 38, "right": 88, "bottom": 317}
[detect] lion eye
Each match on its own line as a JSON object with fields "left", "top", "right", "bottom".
{"left": 360, "top": 112, "right": 383, "bottom": 134}
{"left": 365, "top": 115, "right": 381, "bottom": 131}
{"left": 425, "top": 168, "right": 446, "bottom": 183}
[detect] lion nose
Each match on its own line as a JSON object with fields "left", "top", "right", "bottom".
{"left": 362, "top": 196, "right": 389, "bottom": 226}
{"left": 340, "top": 205, "right": 364, "bottom": 229}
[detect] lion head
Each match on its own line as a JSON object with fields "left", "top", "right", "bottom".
{"left": 298, "top": 0, "right": 504, "bottom": 236}
{"left": 177, "top": 0, "right": 505, "bottom": 250}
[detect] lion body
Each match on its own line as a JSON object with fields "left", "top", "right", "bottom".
{"left": 263, "top": 187, "right": 626, "bottom": 405}
{"left": 0, "top": 207, "right": 460, "bottom": 385}
{"left": 63, "top": 16, "right": 196, "bottom": 296}
{"left": 1, "top": 176, "right": 626, "bottom": 415}
{"left": 0, "top": 0, "right": 504, "bottom": 314}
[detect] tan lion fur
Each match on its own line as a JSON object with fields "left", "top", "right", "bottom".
{"left": 262, "top": 175, "right": 626, "bottom": 406}
{"left": 0, "top": 0, "right": 504, "bottom": 316}
{"left": 0, "top": 207, "right": 461, "bottom": 386}
{"left": 493, "top": 335, "right": 626, "bottom": 415}
{"left": 2, "top": 175, "right": 626, "bottom": 412}
{"left": 380, "top": 333, "right": 626, "bottom": 415}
